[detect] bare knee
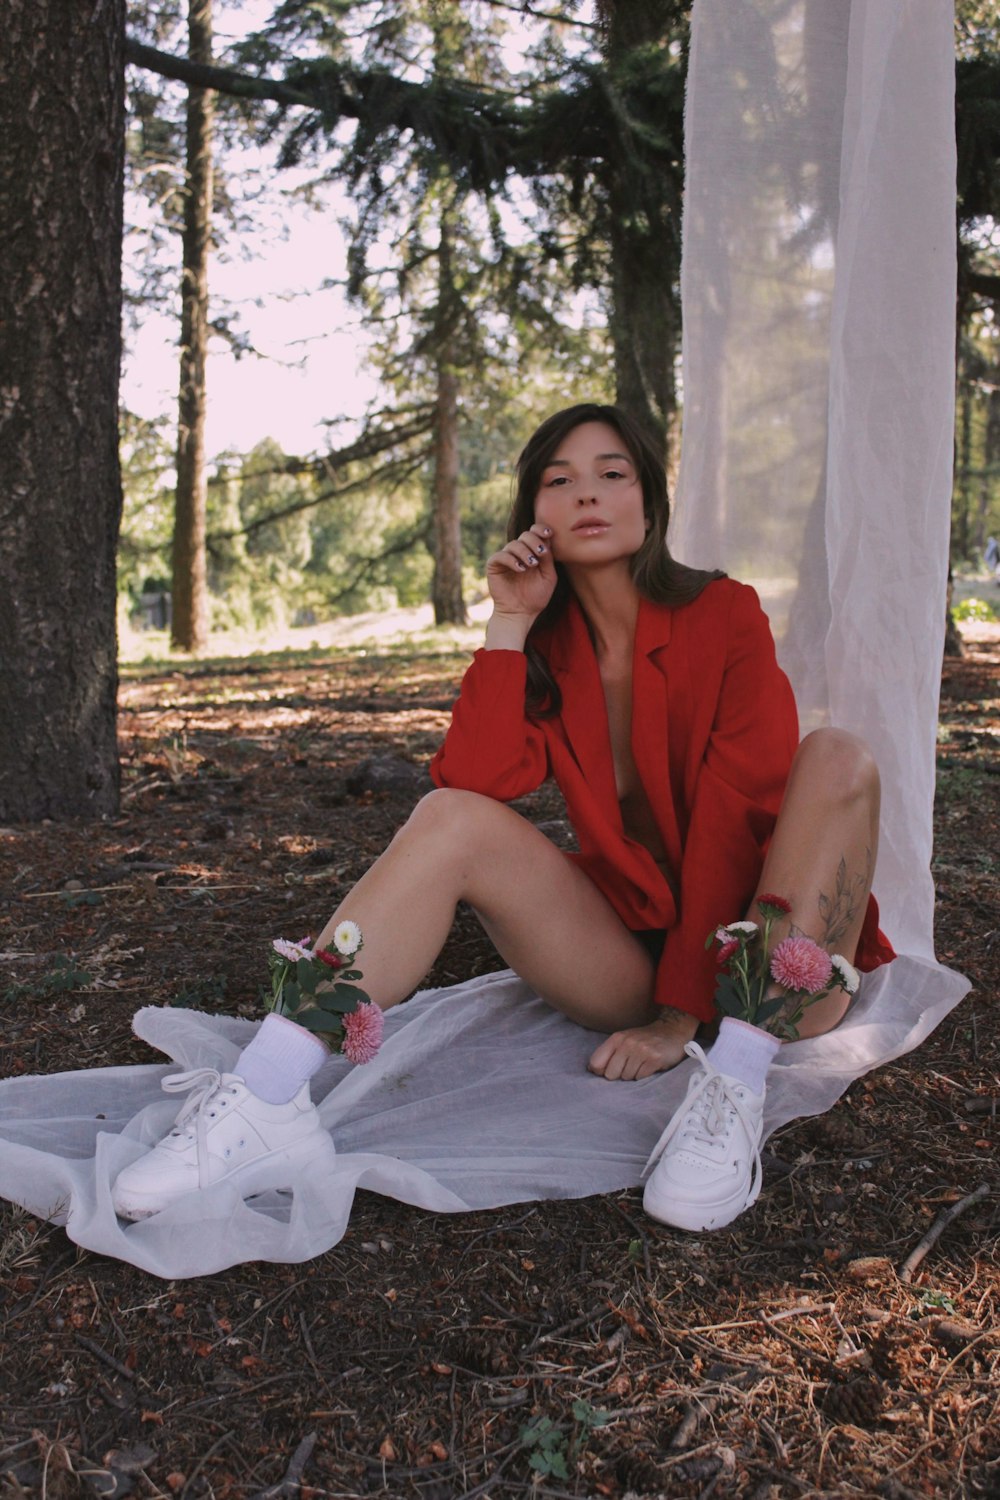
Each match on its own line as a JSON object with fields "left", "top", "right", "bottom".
{"left": 792, "top": 728, "right": 880, "bottom": 808}
{"left": 399, "top": 787, "right": 513, "bottom": 844}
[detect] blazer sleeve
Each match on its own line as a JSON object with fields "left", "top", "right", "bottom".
{"left": 657, "top": 584, "right": 799, "bottom": 1022}
{"left": 429, "top": 649, "right": 549, "bottom": 801}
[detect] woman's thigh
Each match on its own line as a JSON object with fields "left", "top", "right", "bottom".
{"left": 440, "top": 791, "right": 657, "bottom": 1031}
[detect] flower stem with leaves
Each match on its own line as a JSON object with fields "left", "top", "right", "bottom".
{"left": 707, "top": 894, "right": 860, "bottom": 1040}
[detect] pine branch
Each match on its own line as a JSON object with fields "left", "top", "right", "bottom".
{"left": 205, "top": 406, "right": 436, "bottom": 490}
{"left": 321, "top": 512, "right": 433, "bottom": 608}
{"left": 208, "top": 448, "right": 434, "bottom": 544}
{"left": 125, "top": 37, "right": 316, "bottom": 108}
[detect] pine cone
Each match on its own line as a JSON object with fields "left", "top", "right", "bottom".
{"left": 821, "top": 1374, "right": 885, "bottom": 1426}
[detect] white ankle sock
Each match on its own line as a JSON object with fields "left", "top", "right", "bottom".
{"left": 707, "top": 1017, "right": 781, "bottom": 1095}
{"left": 235, "top": 1013, "right": 329, "bottom": 1104}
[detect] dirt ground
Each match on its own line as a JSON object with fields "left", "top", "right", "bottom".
{"left": 0, "top": 626, "right": 997, "bottom": 1500}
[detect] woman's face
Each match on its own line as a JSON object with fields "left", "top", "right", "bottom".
{"left": 533, "top": 421, "right": 648, "bottom": 567}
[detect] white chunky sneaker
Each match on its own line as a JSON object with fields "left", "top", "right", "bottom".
{"left": 641, "top": 1042, "right": 765, "bottom": 1232}
{"left": 112, "top": 1067, "right": 335, "bottom": 1220}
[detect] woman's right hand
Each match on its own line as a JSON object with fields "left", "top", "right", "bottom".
{"left": 485, "top": 523, "right": 556, "bottom": 623}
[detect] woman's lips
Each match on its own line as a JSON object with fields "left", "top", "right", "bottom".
{"left": 570, "top": 520, "right": 610, "bottom": 534}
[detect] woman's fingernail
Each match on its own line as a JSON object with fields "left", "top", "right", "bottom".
{"left": 536, "top": 545, "right": 546, "bottom": 554}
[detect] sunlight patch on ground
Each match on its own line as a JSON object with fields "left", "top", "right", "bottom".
{"left": 120, "top": 597, "right": 495, "bottom": 666}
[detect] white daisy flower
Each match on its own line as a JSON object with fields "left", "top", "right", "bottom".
{"left": 830, "top": 954, "right": 861, "bottom": 994}
{"left": 722, "top": 920, "right": 759, "bottom": 937}
{"left": 333, "top": 919, "right": 363, "bottom": 956}
{"left": 272, "top": 937, "right": 312, "bottom": 963}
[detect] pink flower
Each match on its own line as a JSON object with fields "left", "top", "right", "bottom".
{"left": 770, "top": 936, "right": 833, "bottom": 994}
{"left": 717, "top": 938, "right": 740, "bottom": 965}
{"left": 272, "top": 937, "right": 313, "bottom": 963}
{"left": 758, "top": 893, "right": 793, "bottom": 916}
{"left": 341, "top": 1001, "right": 384, "bottom": 1064}
{"left": 314, "top": 948, "right": 343, "bottom": 970}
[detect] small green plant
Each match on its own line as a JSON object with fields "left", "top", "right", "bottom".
{"left": 519, "top": 1416, "right": 570, "bottom": 1479}
{"left": 60, "top": 889, "right": 102, "bottom": 909}
{"left": 519, "top": 1401, "right": 613, "bottom": 1479}
{"left": 912, "top": 1288, "right": 956, "bottom": 1317}
{"left": 170, "top": 975, "right": 227, "bottom": 1010}
{"left": 571, "top": 1398, "right": 614, "bottom": 1441}
{"left": 953, "top": 596, "right": 997, "bottom": 622}
{"left": 44, "top": 954, "right": 94, "bottom": 992}
{"left": 4, "top": 954, "right": 93, "bottom": 1002}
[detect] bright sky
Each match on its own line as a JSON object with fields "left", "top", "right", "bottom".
{"left": 123, "top": 171, "right": 374, "bottom": 458}
{"left": 121, "top": 2, "right": 595, "bottom": 463}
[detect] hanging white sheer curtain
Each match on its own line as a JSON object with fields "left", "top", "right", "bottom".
{"left": 672, "top": 0, "right": 961, "bottom": 964}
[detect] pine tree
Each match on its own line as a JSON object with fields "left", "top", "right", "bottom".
{"left": 170, "top": 0, "right": 214, "bottom": 650}
{"left": 0, "top": 0, "right": 126, "bottom": 819}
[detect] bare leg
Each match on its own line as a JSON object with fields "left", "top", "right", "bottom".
{"left": 588, "top": 728, "right": 881, "bottom": 1078}
{"left": 312, "top": 787, "right": 664, "bottom": 1034}
{"left": 750, "top": 728, "right": 881, "bottom": 1038}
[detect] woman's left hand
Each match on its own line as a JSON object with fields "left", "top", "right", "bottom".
{"left": 587, "top": 1009, "right": 698, "bottom": 1080}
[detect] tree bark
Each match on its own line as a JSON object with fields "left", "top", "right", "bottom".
{"left": 171, "top": 0, "right": 214, "bottom": 652}
{"left": 0, "top": 0, "right": 125, "bottom": 820}
{"left": 599, "top": 1, "right": 686, "bottom": 462}
{"left": 431, "top": 214, "right": 467, "bottom": 627}
{"left": 977, "top": 386, "right": 999, "bottom": 557}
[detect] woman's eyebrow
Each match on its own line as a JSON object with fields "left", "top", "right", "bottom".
{"left": 543, "top": 451, "right": 634, "bottom": 467}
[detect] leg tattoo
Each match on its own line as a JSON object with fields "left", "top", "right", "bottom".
{"left": 816, "top": 848, "right": 873, "bottom": 949}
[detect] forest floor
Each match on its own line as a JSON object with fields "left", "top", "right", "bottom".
{"left": 0, "top": 622, "right": 997, "bottom": 1500}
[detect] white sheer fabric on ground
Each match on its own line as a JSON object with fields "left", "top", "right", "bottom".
{"left": 0, "top": 958, "right": 958, "bottom": 1278}
{"left": 0, "top": 0, "right": 969, "bottom": 1278}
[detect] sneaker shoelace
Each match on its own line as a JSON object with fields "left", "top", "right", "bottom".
{"left": 161, "top": 1068, "right": 242, "bottom": 1188}
{"left": 641, "top": 1042, "right": 764, "bottom": 1207}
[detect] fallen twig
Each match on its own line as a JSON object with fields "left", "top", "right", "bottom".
{"left": 898, "top": 1182, "right": 992, "bottom": 1283}
{"left": 247, "top": 1431, "right": 317, "bottom": 1500}
{"left": 519, "top": 1299, "right": 607, "bottom": 1354}
{"left": 963, "top": 1097, "right": 998, "bottom": 1117}
{"left": 73, "top": 1332, "right": 136, "bottom": 1383}
{"left": 670, "top": 1393, "right": 718, "bottom": 1451}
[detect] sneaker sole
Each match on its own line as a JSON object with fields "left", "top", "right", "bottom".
{"left": 642, "top": 1175, "right": 753, "bottom": 1233}
{"left": 113, "top": 1130, "right": 337, "bottom": 1221}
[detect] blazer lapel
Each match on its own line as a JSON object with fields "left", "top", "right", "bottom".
{"left": 548, "top": 601, "right": 620, "bottom": 813}
{"left": 631, "top": 598, "right": 683, "bottom": 874}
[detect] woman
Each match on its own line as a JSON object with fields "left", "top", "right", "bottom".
{"left": 112, "top": 403, "right": 893, "bottom": 1231}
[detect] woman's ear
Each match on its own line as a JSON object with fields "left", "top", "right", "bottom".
{"left": 644, "top": 515, "right": 653, "bottom": 531}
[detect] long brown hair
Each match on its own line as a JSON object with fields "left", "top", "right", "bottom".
{"left": 508, "top": 403, "right": 724, "bottom": 716}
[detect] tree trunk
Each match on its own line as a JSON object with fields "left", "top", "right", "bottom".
{"left": 431, "top": 213, "right": 467, "bottom": 626}
{"left": 431, "top": 364, "right": 466, "bottom": 625}
{"left": 954, "top": 381, "right": 972, "bottom": 563}
{"left": 608, "top": 207, "right": 679, "bottom": 462}
{"left": 600, "top": 0, "right": 685, "bottom": 463}
{"left": 171, "top": 0, "right": 214, "bottom": 652}
{"left": 944, "top": 569, "right": 965, "bottom": 659}
{"left": 0, "top": 0, "right": 125, "bottom": 821}
{"left": 976, "top": 386, "right": 999, "bottom": 557}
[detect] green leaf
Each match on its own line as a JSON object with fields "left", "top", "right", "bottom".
{"left": 530, "top": 1450, "right": 569, "bottom": 1479}
{"left": 571, "top": 1398, "right": 612, "bottom": 1429}
{"left": 713, "top": 973, "right": 746, "bottom": 1019}
{"left": 296, "top": 957, "right": 321, "bottom": 994}
{"left": 753, "top": 994, "right": 787, "bottom": 1025}
{"left": 318, "top": 982, "right": 372, "bottom": 1012}
{"left": 340, "top": 969, "right": 364, "bottom": 982}
{"left": 295, "top": 1008, "right": 345, "bottom": 1040}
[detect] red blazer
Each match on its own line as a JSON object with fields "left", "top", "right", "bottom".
{"left": 430, "top": 578, "right": 894, "bottom": 1022}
